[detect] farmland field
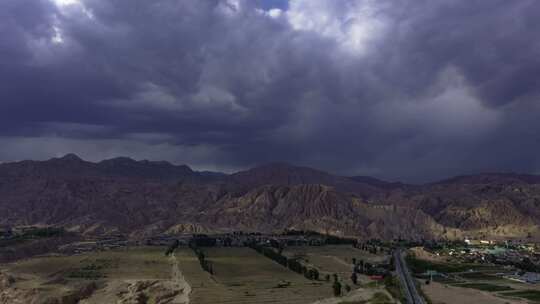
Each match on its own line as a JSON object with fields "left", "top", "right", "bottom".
{"left": 6, "top": 246, "right": 170, "bottom": 280}
{"left": 0, "top": 247, "right": 185, "bottom": 303}
{"left": 453, "top": 282, "right": 514, "bottom": 292}
{"left": 407, "top": 254, "right": 501, "bottom": 274}
{"left": 0, "top": 246, "right": 397, "bottom": 304}
{"left": 282, "top": 245, "right": 389, "bottom": 280}
{"left": 501, "top": 290, "right": 540, "bottom": 302}
{"left": 410, "top": 251, "right": 534, "bottom": 304}
{"left": 422, "top": 281, "right": 527, "bottom": 304}
{"left": 180, "top": 247, "right": 332, "bottom": 304}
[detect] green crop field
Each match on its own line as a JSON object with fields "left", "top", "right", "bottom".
{"left": 282, "top": 245, "right": 388, "bottom": 276}
{"left": 453, "top": 282, "right": 514, "bottom": 292}
{"left": 407, "top": 255, "right": 499, "bottom": 274}
{"left": 501, "top": 290, "right": 540, "bottom": 302}
{"left": 458, "top": 272, "right": 504, "bottom": 281}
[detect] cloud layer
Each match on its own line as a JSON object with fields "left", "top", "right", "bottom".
{"left": 1, "top": 0, "right": 540, "bottom": 182}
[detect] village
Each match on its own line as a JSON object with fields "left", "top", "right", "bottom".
{"left": 4, "top": 224, "right": 540, "bottom": 303}
{"left": 415, "top": 237, "right": 540, "bottom": 284}
{"left": 3, "top": 224, "right": 540, "bottom": 282}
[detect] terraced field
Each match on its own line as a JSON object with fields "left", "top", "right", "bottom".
{"left": 6, "top": 247, "right": 170, "bottom": 280}
{"left": 1, "top": 247, "right": 183, "bottom": 303}
{"left": 176, "top": 247, "right": 332, "bottom": 304}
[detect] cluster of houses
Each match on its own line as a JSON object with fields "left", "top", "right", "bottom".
{"left": 422, "top": 238, "right": 540, "bottom": 284}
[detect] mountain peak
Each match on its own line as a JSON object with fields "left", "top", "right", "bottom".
{"left": 57, "top": 153, "right": 84, "bottom": 162}
{"left": 140, "top": 159, "right": 176, "bottom": 167}
{"left": 258, "top": 162, "right": 296, "bottom": 168}
{"left": 247, "top": 162, "right": 328, "bottom": 174}
{"left": 349, "top": 176, "right": 406, "bottom": 189}
{"left": 230, "top": 162, "right": 339, "bottom": 187}
{"left": 100, "top": 157, "right": 137, "bottom": 165}
{"left": 433, "top": 172, "right": 540, "bottom": 185}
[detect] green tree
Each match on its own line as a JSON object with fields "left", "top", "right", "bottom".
{"left": 351, "top": 272, "right": 358, "bottom": 285}
{"left": 165, "top": 240, "right": 179, "bottom": 256}
{"left": 332, "top": 280, "right": 342, "bottom": 297}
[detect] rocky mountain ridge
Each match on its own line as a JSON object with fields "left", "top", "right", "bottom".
{"left": 0, "top": 154, "right": 539, "bottom": 240}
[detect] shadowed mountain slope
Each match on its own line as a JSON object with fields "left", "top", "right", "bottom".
{"left": 0, "top": 155, "right": 539, "bottom": 240}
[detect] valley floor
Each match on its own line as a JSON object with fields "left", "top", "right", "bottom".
{"left": 422, "top": 281, "right": 528, "bottom": 304}
{"left": 0, "top": 245, "right": 396, "bottom": 304}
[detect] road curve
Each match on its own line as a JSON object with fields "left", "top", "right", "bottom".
{"left": 393, "top": 249, "right": 425, "bottom": 304}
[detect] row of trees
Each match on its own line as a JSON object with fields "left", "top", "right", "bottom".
{"left": 483, "top": 254, "right": 540, "bottom": 273}
{"left": 24, "top": 227, "right": 65, "bottom": 238}
{"left": 325, "top": 235, "right": 357, "bottom": 245}
{"left": 189, "top": 243, "right": 214, "bottom": 274}
{"left": 332, "top": 274, "right": 342, "bottom": 296}
{"left": 165, "top": 240, "right": 179, "bottom": 256}
{"left": 516, "top": 257, "right": 540, "bottom": 273}
{"left": 353, "top": 258, "right": 390, "bottom": 277}
{"left": 331, "top": 274, "right": 352, "bottom": 297}
{"left": 190, "top": 235, "right": 217, "bottom": 247}
{"left": 249, "top": 243, "right": 320, "bottom": 280}
{"left": 353, "top": 242, "right": 383, "bottom": 254}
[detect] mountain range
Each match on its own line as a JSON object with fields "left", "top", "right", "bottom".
{"left": 1, "top": 154, "right": 539, "bottom": 240}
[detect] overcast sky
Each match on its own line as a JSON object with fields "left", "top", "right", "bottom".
{"left": 1, "top": 0, "right": 540, "bottom": 182}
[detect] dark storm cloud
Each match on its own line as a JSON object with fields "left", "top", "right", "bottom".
{"left": 1, "top": 0, "right": 540, "bottom": 182}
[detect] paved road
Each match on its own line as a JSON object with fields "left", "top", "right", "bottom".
{"left": 393, "top": 249, "right": 425, "bottom": 304}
